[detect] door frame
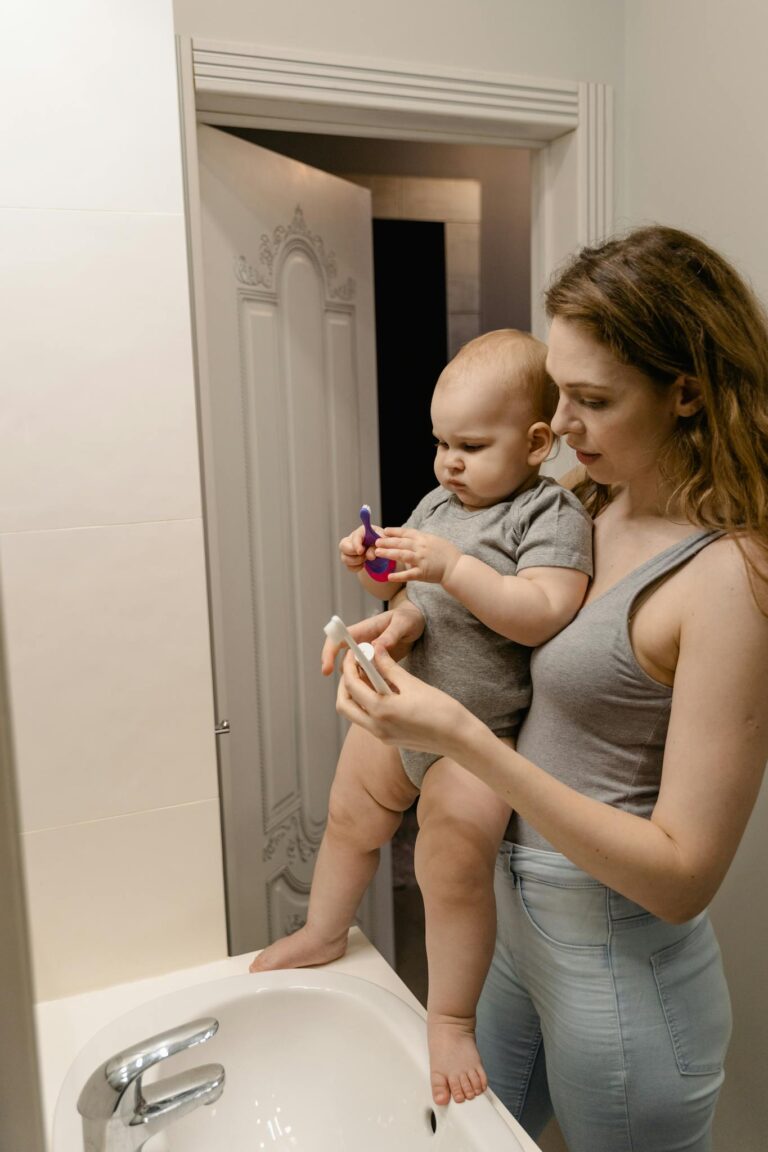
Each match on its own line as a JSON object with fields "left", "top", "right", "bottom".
{"left": 179, "top": 38, "right": 613, "bottom": 337}
{"left": 175, "top": 36, "right": 614, "bottom": 958}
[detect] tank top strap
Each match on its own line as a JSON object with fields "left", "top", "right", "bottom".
{"left": 616, "top": 528, "right": 725, "bottom": 608}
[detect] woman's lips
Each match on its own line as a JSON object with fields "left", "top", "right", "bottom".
{"left": 575, "top": 450, "right": 601, "bottom": 465}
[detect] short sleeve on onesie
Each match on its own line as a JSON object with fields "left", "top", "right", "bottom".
{"left": 512, "top": 479, "right": 594, "bottom": 575}
{"left": 397, "top": 477, "right": 593, "bottom": 786}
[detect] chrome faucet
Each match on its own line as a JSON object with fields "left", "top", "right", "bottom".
{"left": 76, "top": 1017, "right": 225, "bottom": 1152}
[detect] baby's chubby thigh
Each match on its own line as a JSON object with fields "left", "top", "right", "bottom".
{"left": 327, "top": 724, "right": 420, "bottom": 851}
{"left": 414, "top": 746, "right": 513, "bottom": 899}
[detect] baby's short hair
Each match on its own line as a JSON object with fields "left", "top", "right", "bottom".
{"left": 451, "top": 329, "right": 557, "bottom": 423}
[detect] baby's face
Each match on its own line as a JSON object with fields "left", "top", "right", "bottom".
{"left": 430, "top": 371, "right": 537, "bottom": 510}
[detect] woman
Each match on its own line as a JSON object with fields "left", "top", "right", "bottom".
{"left": 331, "top": 226, "right": 768, "bottom": 1151}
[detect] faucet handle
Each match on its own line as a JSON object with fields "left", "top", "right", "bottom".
{"left": 138, "top": 1063, "right": 225, "bottom": 1122}
{"left": 104, "top": 1017, "right": 219, "bottom": 1092}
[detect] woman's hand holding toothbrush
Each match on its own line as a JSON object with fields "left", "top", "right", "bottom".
{"left": 320, "top": 594, "right": 425, "bottom": 676}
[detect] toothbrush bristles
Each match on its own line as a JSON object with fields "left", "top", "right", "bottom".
{"left": 323, "top": 617, "right": 348, "bottom": 645}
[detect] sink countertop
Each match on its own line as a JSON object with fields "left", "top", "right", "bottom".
{"left": 36, "top": 926, "right": 540, "bottom": 1152}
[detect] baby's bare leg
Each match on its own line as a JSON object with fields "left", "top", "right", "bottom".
{"left": 415, "top": 753, "right": 512, "bottom": 1106}
{"left": 251, "top": 725, "right": 418, "bottom": 972}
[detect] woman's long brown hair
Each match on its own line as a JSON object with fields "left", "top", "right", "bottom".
{"left": 545, "top": 225, "right": 768, "bottom": 599}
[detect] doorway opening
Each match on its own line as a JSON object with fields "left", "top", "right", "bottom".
{"left": 219, "top": 126, "right": 532, "bottom": 1005}
{"left": 372, "top": 217, "right": 447, "bottom": 528}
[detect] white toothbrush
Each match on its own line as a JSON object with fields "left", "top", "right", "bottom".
{"left": 323, "top": 615, "right": 392, "bottom": 695}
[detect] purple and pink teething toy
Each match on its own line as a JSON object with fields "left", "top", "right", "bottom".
{"left": 360, "top": 505, "right": 396, "bottom": 583}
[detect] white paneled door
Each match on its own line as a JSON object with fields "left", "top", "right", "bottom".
{"left": 196, "top": 125, "right": 389, "bottom": 956}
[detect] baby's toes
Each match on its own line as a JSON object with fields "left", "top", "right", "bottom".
{"left": 448, "top": 1073, "right": 467, "bottom": 1104}
{"left": 431, "top": 1073, "right": 451, "bottom": 1107}
{"left": 468, "top": 1067, "right": 486, "bottom": 1096}
{"left": 459, "top": 1071, "right": 477, "bottom": 1100}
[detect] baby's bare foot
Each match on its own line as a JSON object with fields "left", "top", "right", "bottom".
{"left": 249, "top": 924, "right": 348, "bottom": 973}
{"left": 427, "top": 1013, "right": 488, "bottom": 1106}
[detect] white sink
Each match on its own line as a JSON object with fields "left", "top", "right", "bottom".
{"left": 52, "top": 969, "right": 527, "bottom": 1150}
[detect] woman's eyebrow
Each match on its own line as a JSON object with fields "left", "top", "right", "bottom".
{"left": 557, "top": 380, "right": 612, "bottom": 391}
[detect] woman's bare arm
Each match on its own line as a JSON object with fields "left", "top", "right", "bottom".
{"left": 338, "top": 538, "right": 768, "bottom": 922}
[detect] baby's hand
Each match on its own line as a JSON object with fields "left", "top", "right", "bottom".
{"left": 376, "top": 528, "right": 461, "bottom": 585}
{"left": 339, "top": 524, "right": 377, "bottom": 573}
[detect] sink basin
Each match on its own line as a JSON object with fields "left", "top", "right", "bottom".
{"left": 52, "top": 969, "right": 528, "bottom": 1150}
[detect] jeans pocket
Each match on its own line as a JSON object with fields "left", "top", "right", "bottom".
{"left": 517, "top": 876, "right": 608, "bottom": 950}
{"left": 651, "top": 916, "right": 732, "bottom": 1075}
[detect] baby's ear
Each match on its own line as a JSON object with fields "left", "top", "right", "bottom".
{"left": 527, "top": 420, "right": 554, "bottom": 464}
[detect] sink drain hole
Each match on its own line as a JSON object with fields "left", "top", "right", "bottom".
{"left": 427, "top": 1107, "right": 437, "bottom": 1134}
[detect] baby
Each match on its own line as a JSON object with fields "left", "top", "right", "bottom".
{"left": 251, "top": 330, "right": 593, "bottom": 1107}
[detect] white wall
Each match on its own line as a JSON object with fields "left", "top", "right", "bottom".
{"left": 624, "top": 5, "right": 768, "bottom": 1147}
{"left": 0, "top": 0, "right": 227, "bottom": 1000}
{"left": 174, "top": 0, "right": 628, "bottom": 213}
{"left": 624, "top": 0, "right": 768, "bottom": 292}
{"left": 174, "top": 0, "right": 625, "bottom": 87}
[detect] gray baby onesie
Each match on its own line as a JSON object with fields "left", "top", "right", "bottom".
{"left": 399, "top": 477, "right": 593, "bottom": 786}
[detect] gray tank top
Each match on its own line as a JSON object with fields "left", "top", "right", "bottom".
{"left": 509, "top": 529, "right": 723, "bottom": 849}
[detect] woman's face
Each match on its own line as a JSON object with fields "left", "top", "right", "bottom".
{"left": 546, "top": 317, "right": 680, "bottom": 490}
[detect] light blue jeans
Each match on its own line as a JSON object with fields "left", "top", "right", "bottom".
{"left": 476, "top": 845, "right": 732, "bottom": 1152}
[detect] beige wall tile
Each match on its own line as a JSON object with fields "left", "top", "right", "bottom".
{"left": 1, "top": 519, "right": 218, "bottom": 831}
{"left": 0, "top": 208, "right": 201, "bottom": 533}
{"left": 400, "top": 177, "right": 480, "bottom": 222}
{"left": 24, "top": 800, "right": 227, "bottom": 1001}
{"left": 446, "top": 221, "right": 481, "bottom": 312}
{"left": 341, "top": 174, "right": 402, "bottom": 218}
{"left": 541, "top": 439, "right": 578, "bottom": 480}
{"left": 447, "top": 313, "right": 481, "bottom": 360}
{"left": 0, "top": 1, "right": 183, "bottom": 213}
